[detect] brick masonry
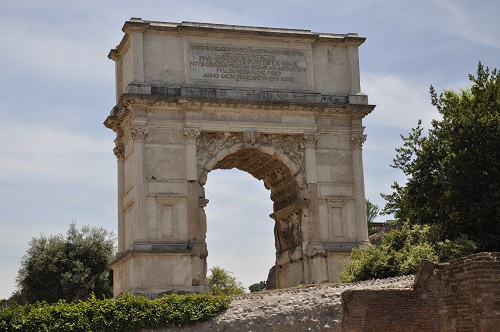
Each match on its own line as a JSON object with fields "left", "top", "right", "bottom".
{"left": 341, "top": 289, "right": 438, "bottom": 331}
{"left": 342, "top": 252, "right": 500, "bottom": 332}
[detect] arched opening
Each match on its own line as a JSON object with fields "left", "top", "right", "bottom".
{"left": 200, "top": 141, "right": 305, "bottom": 290}
{"left": 204, "top": 168, "right": 274, "bottom": 291}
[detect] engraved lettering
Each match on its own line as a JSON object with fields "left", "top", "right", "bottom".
{"left": 189, "top": 43, "right": 308, "bottom": 85}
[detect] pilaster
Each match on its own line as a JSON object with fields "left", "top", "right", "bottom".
{"left": 351, "top": 130, "right": 369, "bottom": 244}
{"left": 113, "top": 137, "right": 125, "bottom": 253}
{"left": 183, "top": 128, "right": 201, "bottom": 182}
{"left": 131, "top": 124, "right": 148, "bottom": 242}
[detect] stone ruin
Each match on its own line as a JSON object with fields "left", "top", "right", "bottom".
{"left": 104, "top": 19, "right": 375, "bottom": 297}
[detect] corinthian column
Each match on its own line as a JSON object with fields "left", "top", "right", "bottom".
{"left": 131, "top": 125, "right": 148, "bottom": 242}
{"left": 113, "top": 138, "right": 125, "bottom": 253}
{"left": 351, "top": 132, "right": 369, "bottom": 244}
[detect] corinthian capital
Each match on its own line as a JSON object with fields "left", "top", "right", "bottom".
{"left": 184, "top": 128, "right": 201, "bottom": 144}
{"left": 113, "top": 138, "right": 125, "bottom": 159}
{"left": 113, "top": 145, "right": 125, "bottom": 159}
{"left": 350, "top": 134, "right": 367, "bottom": 147}
{"left": 302, "top": 133, "right": 319, "bottom": 148}
{"left": 131, "top": 126, "right": 148, "bottom": 142}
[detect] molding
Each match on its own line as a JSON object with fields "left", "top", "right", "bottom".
{"left": 111, "top": 19, "right": 366, "bottom": 60}
{"left": 323, "top": 242, "right": 361, "bottom": 252}
{"left": 270, "top": 201, "right": 309, "bottom": 221}
{"left": 104, "top": 92, "right": 375, "bottom": 131}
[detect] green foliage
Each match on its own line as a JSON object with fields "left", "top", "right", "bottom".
{"left": 339, "top": 221, "right": 476, "bottom": 283}
{"left": 366, "top": 199, "right": 380, "bottom": 235}
{"left": 248, "top": 281, "right": 266, "bottom": 293}
{"left": 0, "top": 293, "right": 230, "bottom": 332}
{"left": 434, "top": 235, "right": 478, "bottom": 263}
{"left": 16, "top": 223, "right": 115, "bottom": 304}
{"left": 207, "top": 267, "right": 244, "bottom": 296}
{"left": 382, "top": 62, "right": 500, "bottom": 252}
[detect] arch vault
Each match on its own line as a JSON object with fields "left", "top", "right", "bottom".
{"left": 104, "top": 19, "right": 375, "bottom": 297}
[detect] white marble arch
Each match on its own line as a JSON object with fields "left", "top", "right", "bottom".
{"left": 105, "top": 19, "right": 375, "bottom": 297}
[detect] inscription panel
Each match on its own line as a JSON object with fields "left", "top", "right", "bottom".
{"left": 188, "top": 42, "right": 311, "bottom": 87}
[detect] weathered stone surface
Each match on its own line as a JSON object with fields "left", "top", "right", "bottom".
{"left": 145, "top": 276, "right": 414, "bottom": 332}
{"left": 105, "top": 19, "right": 375, "bottom": 297}
{"left": 143, "top": 253, "right": 499, "bottom": 332}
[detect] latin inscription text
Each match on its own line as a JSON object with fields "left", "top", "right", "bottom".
{"left": 189, "top": 43, "right": 308, "bottom": 85}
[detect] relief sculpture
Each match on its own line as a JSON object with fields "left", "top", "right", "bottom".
{"left": 274, "top": 211, "right": 303, "bottom": 253}
{"left": 196, "top": 131, "right": 305, "bottom": 212}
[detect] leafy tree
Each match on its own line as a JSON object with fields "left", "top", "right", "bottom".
{"left": 207, "top": 267, "right": 244, "bottom": 296}
{"left": 339, "top": 221, "right": 476, "bottom": 283}
{"left": 15, "top": 223, "right": 115, "bottom": 304}
{"left": 382, "top": 63, "right": 500, "bottom": 252}
{"left": 248, "top": 281, "right": 266, "bottom": 293}
{"left": 366, "top": 199, "right": 380, "bottom": 235}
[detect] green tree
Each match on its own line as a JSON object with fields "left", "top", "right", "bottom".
{"left": 15, "top": 223, "right": 115, "bottom": 304}
{"left": 366, "top": 199, "right": 380, "bottom": 235}
{"left": 382, "top": 63, "right": 500, "bottom": 252}
{"left": 207, "top": 267, "right": 244, "bottom": 296}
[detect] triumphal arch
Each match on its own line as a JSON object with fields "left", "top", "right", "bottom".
{"left": 104, "top": 18, "right": 375, "bottom": 297}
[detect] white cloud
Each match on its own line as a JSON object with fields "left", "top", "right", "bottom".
{"left": 0, "top": 123, "right": 115, "bottom": 184}
{"left": 436, "top": 0, "right": 500, "bottom": 49}
{"left": 0, "top": 22, "right": 112, "bottom": 84}
{"left": 363, "top": 72, "right": 439, "bottom": 130}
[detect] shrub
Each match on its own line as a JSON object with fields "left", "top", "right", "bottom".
{"left": 0, "top": 293, "right": 230, "bottom": 332}
{"left": 339, "top": 221, "right": 476, "bottom": 283}
{"left": 207, "top": 267, "right": 244, "bottom": 296}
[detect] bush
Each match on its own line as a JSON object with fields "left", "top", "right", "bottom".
{"left": 0, "top": 293, "right": 230, "bottom": 332}
{"left": 339, "top": 221, "right": 476, "bottom": 283}
{"left": 207, "top": 267, "right": 244, "bottom": 296}
{"left": 248, "top": 282, "right": 266, "bottom": 293}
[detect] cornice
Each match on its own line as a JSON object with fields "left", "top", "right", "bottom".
{"left": 110, "top": 18, "right": 366, "bottom": 60}
{"left": 104, "top": 93, "right": 375, "bottom": 131}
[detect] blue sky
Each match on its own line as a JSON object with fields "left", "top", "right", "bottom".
{"left": 0, "top": 0, "right": 498, "bottom": 299}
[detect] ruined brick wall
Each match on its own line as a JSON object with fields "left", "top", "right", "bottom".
{"left": 341, "top": 289, "right": 438, "bottom": 331}
{"left": 342, "top": 252, "right": 499, "bottom": 332}
{"left": 430, "top": 252, "right": 500, "bottom": 332}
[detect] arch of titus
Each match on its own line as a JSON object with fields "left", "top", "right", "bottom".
{"left": 104, "top": 18, "right": 375, "bottom": 297}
